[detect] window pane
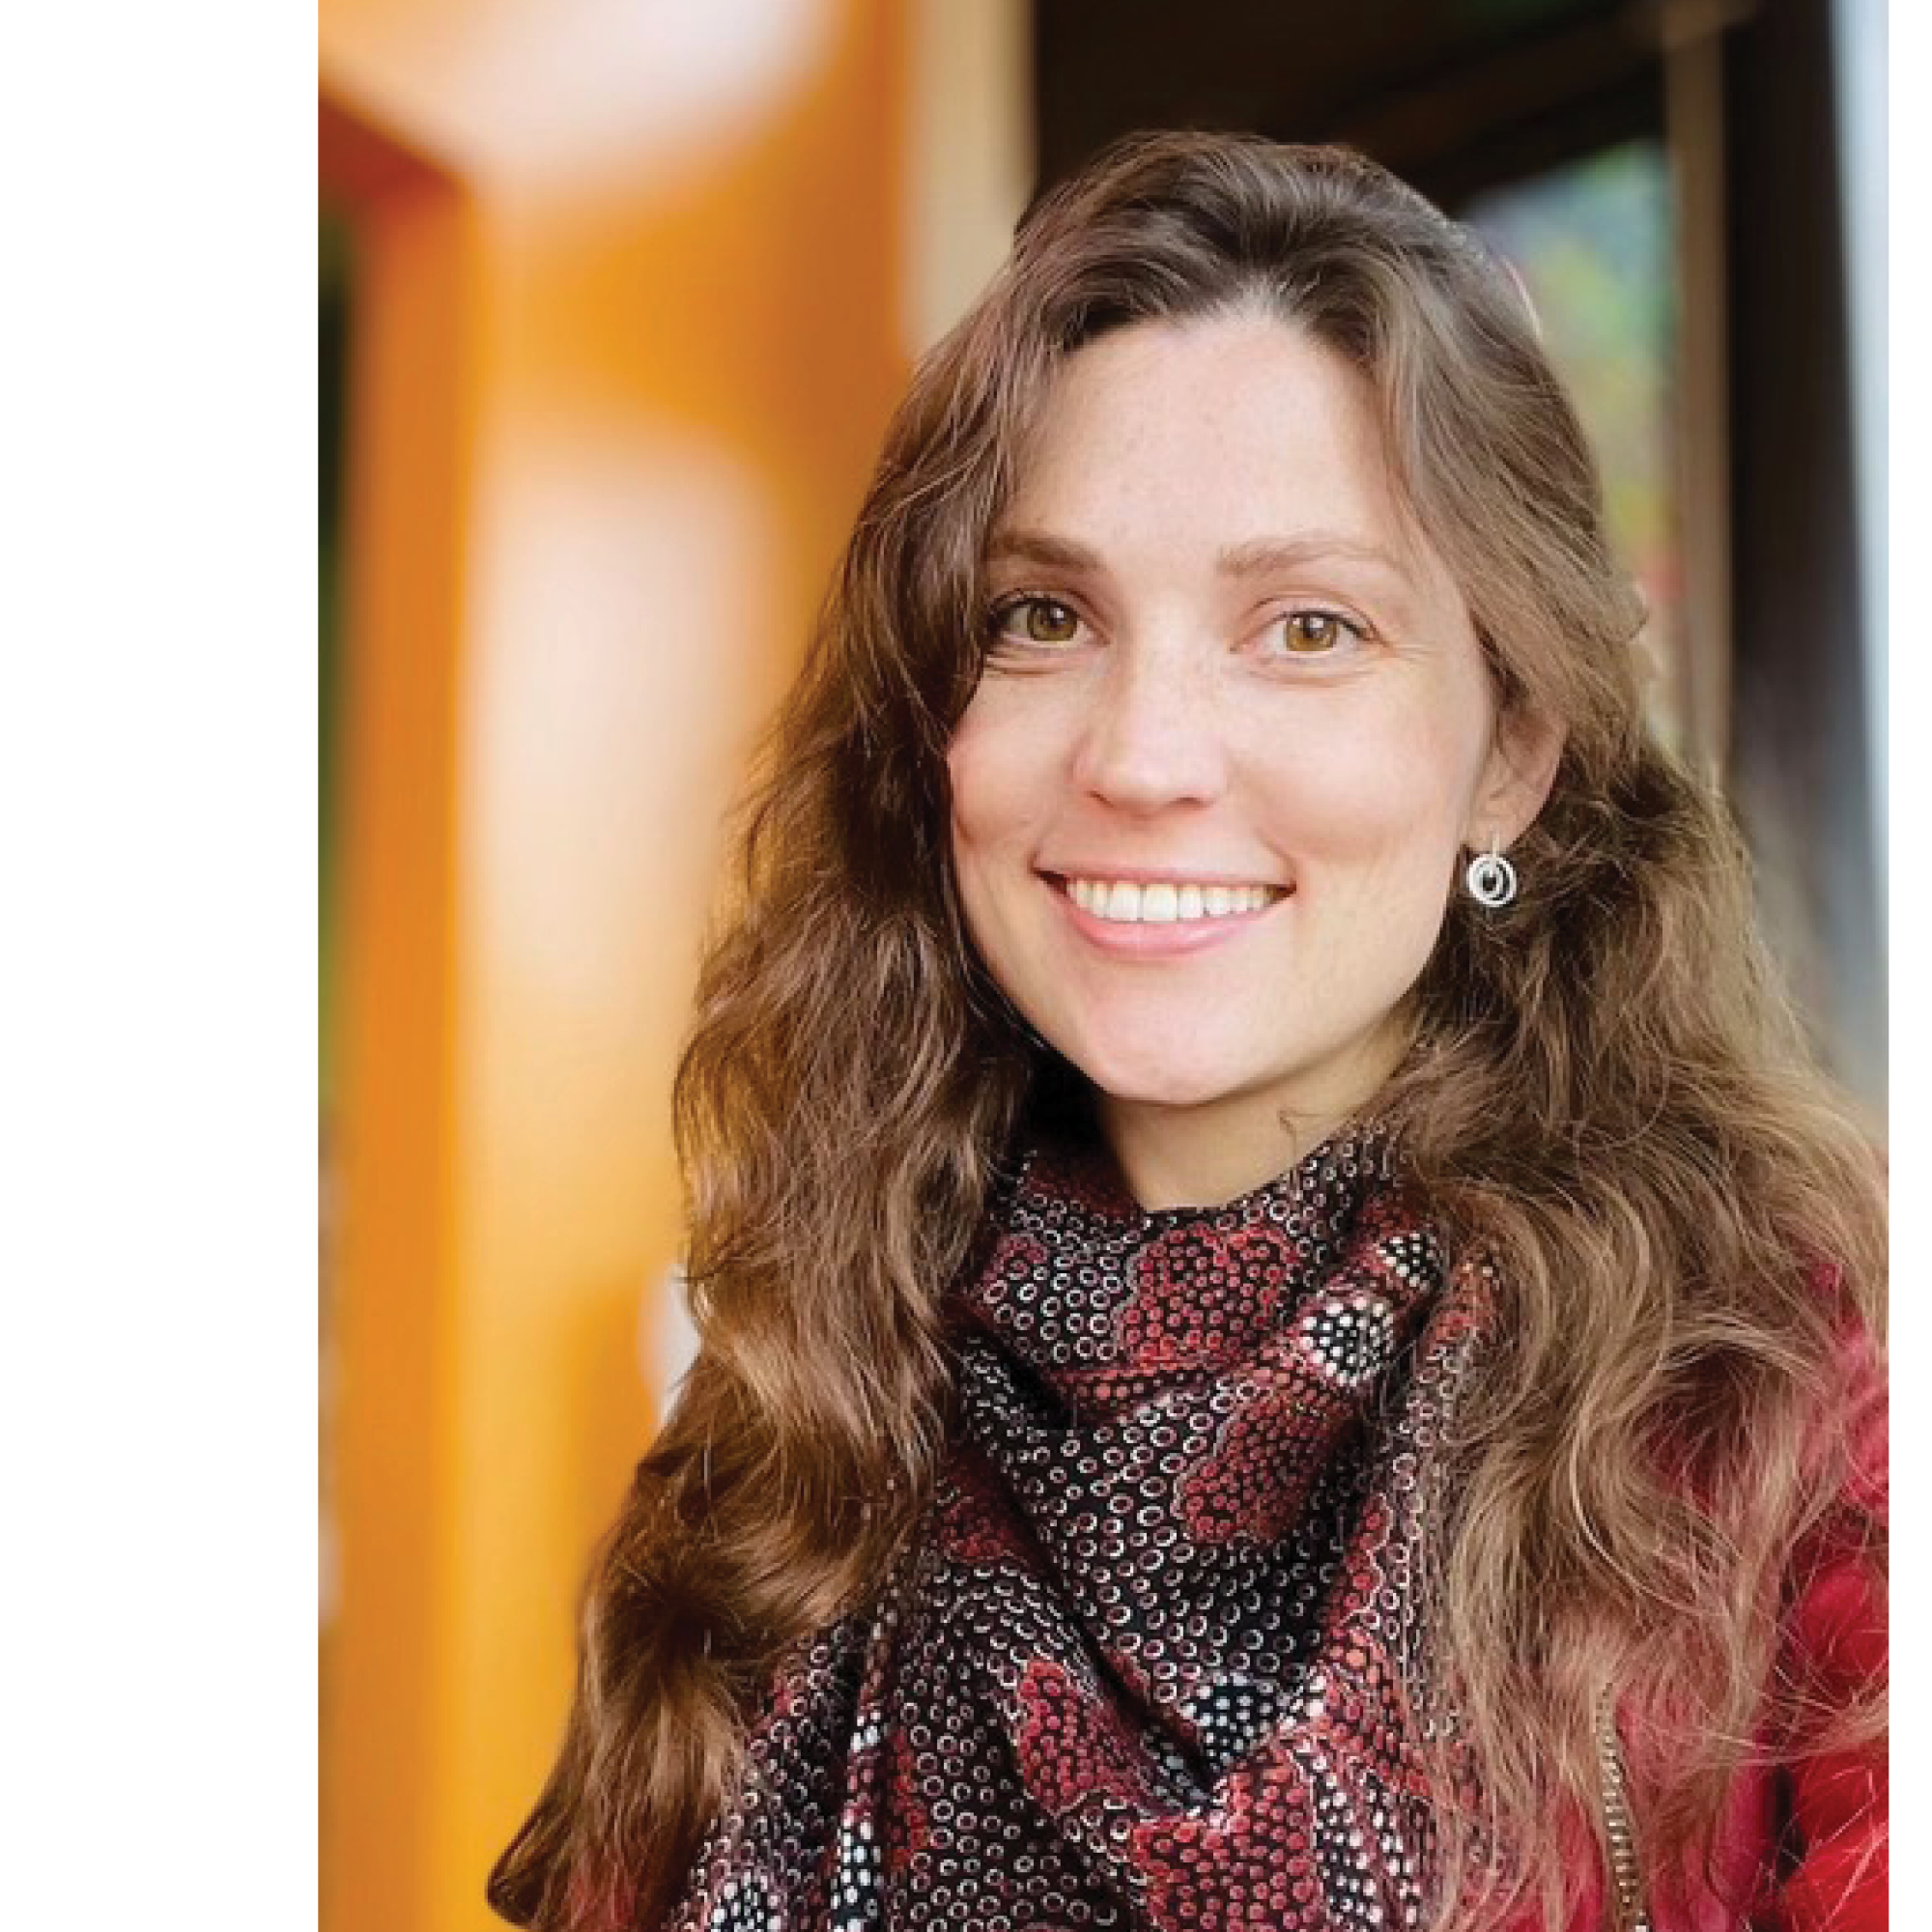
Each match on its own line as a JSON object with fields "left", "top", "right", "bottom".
{"left": 1462, "top": 143, "right": 1685, "bottom": 752}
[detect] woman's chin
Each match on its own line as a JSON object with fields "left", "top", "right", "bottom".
{"left": 1064, "top": 1045, "right": 1247, "bottom": 1115}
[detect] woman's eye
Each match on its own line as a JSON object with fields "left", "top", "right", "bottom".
{"left": 991, "top": 596, "right": 1083, "bottom": 646}
{"left": 1271, "top": 609, "right": 1364, "bottom": 656}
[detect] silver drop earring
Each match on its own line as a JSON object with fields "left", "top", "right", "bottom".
{"left": 1463, "top": 837, "right": 1518, "bottom": 909}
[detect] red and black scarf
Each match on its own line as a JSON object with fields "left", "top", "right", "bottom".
{"left": 668, "top": 1117, "right": 1497, "bottom": 1931}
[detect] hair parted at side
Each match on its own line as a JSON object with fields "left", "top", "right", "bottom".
{"left": 489, "top": 130, "right": 1884, "bottom": 1931}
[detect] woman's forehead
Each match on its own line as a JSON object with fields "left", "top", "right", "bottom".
{"left": 988, "top": 315, "right": 1445, "bottom": 595}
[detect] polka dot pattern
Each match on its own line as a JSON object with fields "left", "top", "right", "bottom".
{"left": 667, "top": 1119, "right": 1498, "bottom": 1930}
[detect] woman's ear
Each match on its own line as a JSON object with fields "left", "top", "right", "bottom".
{"left": 1467, "top": 707, "right": 1566, "bottom": 850}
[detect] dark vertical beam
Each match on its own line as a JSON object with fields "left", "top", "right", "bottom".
{"left": 1722, "top": 0, "right": 1884, "bottom": 1107}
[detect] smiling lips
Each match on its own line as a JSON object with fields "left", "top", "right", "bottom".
{"left": 1044, "top": 872, "right": 1292, "bottom": 945}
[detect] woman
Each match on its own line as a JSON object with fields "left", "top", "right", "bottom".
{"left": 490, "top": 133, "right": 1886, "bottom": 1931}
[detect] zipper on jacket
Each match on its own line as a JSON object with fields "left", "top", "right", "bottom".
{"left": 1595, "top": 1689, "right": 1650, "bottom": 1932}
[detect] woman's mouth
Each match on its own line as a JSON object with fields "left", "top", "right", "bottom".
{"left": 1047, "top": 873, "right": 1291, "bottom": 924}
{"left": 1038, "top": 872, "right": 1293, "bottom": 957}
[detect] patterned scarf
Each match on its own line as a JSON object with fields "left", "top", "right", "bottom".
{"left": 668, "top": 1115, "right": 1498, "bottom": 1931}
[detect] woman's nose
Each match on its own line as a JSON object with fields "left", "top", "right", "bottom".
{"left": 1069, "top": 649, "right": 1230, "bottom": 812}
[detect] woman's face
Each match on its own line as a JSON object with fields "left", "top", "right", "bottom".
{"left": 946, "top": 310, "right": 1550, "bottom": 1194}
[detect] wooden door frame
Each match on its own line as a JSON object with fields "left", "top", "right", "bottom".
{"left": 320, "top": 84, "right": 475, "bottom": 1932}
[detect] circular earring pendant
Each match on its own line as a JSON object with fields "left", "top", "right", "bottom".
{"left": 1464, "top": 845, "right": 1518, "bottom": 908}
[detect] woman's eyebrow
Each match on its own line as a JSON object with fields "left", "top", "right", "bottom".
{"left": 1215, "top": 532, "right": 1415, "bottom": 583}
{"left": 982, "top": 529, "right": 1104, "bottom": 573}
{"left": 984, "top": 526, "right": 1415, "bottom": 584}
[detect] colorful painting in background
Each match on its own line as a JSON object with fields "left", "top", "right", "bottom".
{"left": 1461, "top": 142, "right": 1685, "bottom": 753}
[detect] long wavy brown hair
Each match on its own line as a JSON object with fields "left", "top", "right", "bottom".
{"left": 489, "top": 131, "right": 1885, "bottom": 1929}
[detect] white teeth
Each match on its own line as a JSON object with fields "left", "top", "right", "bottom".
{"left": 1061, "top": 878, "right": 1283, "bottom": 923}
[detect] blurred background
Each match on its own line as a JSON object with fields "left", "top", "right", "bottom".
{"left": 318, "top": 2, "right": 1886, "bottom": 1926}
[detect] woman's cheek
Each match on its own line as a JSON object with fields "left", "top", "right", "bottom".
{"left": 1268, "top": 711, "right": 1479, "bottom": 859}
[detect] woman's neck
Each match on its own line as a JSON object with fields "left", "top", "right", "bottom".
{"left": 1094, "top": 1094, "right": 1340, "bottom": 1212}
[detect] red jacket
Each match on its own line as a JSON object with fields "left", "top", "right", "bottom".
{"left": 1541, "top": 1293, "right": 1887, "bottom": 1930}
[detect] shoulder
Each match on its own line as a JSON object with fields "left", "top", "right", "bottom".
{"left": 1752, "top": 1260, "right": 1887, "bottom": 1929}
{"left": 1798, "top": 1260, "right": 1885, "bottom": 1534}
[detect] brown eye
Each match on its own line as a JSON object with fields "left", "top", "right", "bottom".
{"left": 1274, "top": 610, "right": 1363, "bottom": 655}
{"left": 994, "top": 596, "right": 1082, "bottom": 645}
{"left": 1284, "top": 611, "right": 1340, "bottom": 652}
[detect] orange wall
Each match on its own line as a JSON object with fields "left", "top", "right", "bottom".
{"left": 320, "top": 7, "right": 909, "bottom": 1928}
